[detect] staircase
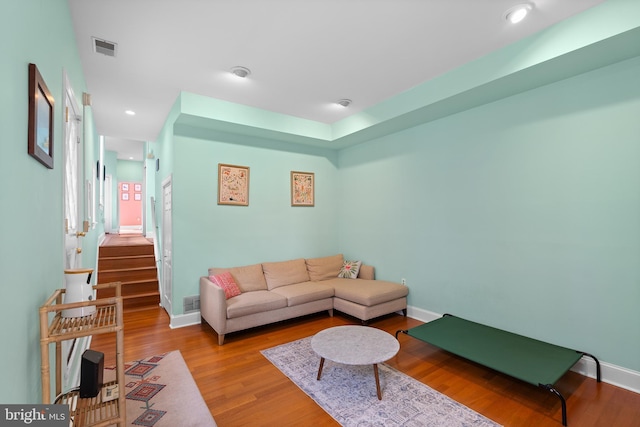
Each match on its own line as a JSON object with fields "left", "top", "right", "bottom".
{"left": 97, "top": 235, "right": 160, "bottom": 310}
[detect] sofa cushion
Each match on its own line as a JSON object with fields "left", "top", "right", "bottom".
{"left": 209, "top": 272, "right": 242, "bottom": 299}
{"left": 262, "top": 258, "right": 310, "bottom": 290}
{"left": 209, "top": 263, "right": 267, "bottom": 292}
{"left": 357, "top": 264, "right": 374, "bottom": 280}
{"left": 338, "top": 260, "right": 362, "bottom": 279}
{"left": 323, "top": 278, "right": 409, "bottom": 306}
{"left": 226, "top": 291, "right": 287, "bottom": 319}
{"left": 305, "top": 254, "right": 344, "bottom": 281}
{"left": 271, "top": 282, "right": 335, "bottom": 306}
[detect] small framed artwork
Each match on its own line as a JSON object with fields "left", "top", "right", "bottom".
{"left": 28, "top": 63, "right": 55, "bottom": 169}
{"left": 134, "top": 184, "right": 141, "bottom": 192}
{"left": 218, "top": 163, "right": 249, "bottom": 206}
{"left": 122, "top": 183, "right": 129, "bottom": 191}
{"left": 122, "top": 193, "right": 129, "bottom": 201}
{"left": 291, "top": 171, "right": 314, "bottom": 206}
{"left": 134, "top": 193, "right": 141, "bottom": 201}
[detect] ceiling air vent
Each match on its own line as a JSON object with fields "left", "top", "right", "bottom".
{"left": 92, "top": 37, "right": 117, "bottom": 57}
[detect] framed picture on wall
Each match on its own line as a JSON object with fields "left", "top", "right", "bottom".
{"left": 218, "top": 163, "right": 249, "bottom": 206}
{"left": 291, "top": 171, "right": 314, "bottom": 206}
{"left": 122, "top": 193, "right": 129, "bottom": 201}
{"left": 27, "top": 63, "right": 54, "bottom": 169}
{"left": 134, "top": 184, "right": 141, "bottom": 192}
{"left": 134, "top": 193, "right": 141, "bottom": 201}
{"left": 122, "top": 183, "right": 129, "bottom": 191}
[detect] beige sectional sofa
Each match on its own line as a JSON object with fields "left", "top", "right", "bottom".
{"left": 199, "top": 254, "right": 408, "bottom": 345}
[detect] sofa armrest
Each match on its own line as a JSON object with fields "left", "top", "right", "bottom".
{"left": 199, "top": 276, "right": 228, "bottom": 334}
{"left": 358, "top": 264, "right": 375, "bottom": 280}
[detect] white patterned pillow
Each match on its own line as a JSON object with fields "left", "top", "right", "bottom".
{"left": 338, "top": 260, "right": 362, "bottom": 279}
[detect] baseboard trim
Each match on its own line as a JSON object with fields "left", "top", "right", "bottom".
{"left": 406, "top": 305, "right": 640, "bottom": 394}
{"left": 168, "top": 305, "right": 640, "bottom": 394}
{"left": 169, "top": 310, "right": 201, "bottom": 329}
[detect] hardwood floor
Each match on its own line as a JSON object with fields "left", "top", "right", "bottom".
{"left": 90, "top": 308, "right": 640, "bottom": 426}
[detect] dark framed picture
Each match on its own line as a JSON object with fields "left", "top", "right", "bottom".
{"left": 291, "top": 171, "right": 314, "bottom": 206}
{"left": 28, "top": 63, "right": 54, "bottom": 169}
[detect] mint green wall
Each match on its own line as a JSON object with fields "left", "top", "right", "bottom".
{"left": 0, "top": 0, "right": 97, "bottom": 403}
{"left": 338, "top": 55, "right": 640, "bottom": 372}
{"left": 104, "top": 150, "right": 118, "bottom": 179}
{"left": 170, "top": 134, "right": 340, "bottom": 310}
{"left": 152, "top": 98, "right": 184, "bottom": 290}
{"left": 116, "top": 159, "right": 144, "bottom": 183}
{"left": 144, "top": 154, "right": 157, "bottom": 236}
{"left": 146, "top": 0, "right": 639, "bottom": 381}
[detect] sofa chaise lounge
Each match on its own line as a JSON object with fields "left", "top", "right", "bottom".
{"left": 200, "top": 254, "right": 409, "bottom": 345}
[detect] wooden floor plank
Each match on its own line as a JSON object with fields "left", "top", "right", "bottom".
{"left": 90, "top": 307, "right": 640, "bottom": 427}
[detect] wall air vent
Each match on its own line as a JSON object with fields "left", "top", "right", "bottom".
{"left": 92, "top": 37, "right": 117, "bottom": 57}
{"left": 183, "top": 295, "right": 200, "bottom": 313}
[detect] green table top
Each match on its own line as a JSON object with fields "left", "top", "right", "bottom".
{"left": 407, "top": 315, "right": 583, "bottom": 386}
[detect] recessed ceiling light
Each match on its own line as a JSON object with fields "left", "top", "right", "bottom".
{"left": 336, "top": 99, "right": 352, "bottom": 108}
{"left": 505, "top": 3, "right": 532, "bottom": 24}
{"left": 125, "top": 110, "right": 136, "bottom": 116}
{"left": 230, "top": 66, "right": 251, "bottom": 78}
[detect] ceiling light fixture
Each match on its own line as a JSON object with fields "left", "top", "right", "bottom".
{"left": 230, "top": 66, "right": 251, "bottom": 78}
{"left": 505, "top": 3, "right": 532, "bottom": 24}
{"left": 336, "top": 99, "right": 352, "bottom": 108}
{"left": 125, "top": 110, "right": 136, "bottom": 116}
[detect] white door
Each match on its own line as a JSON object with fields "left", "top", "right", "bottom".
{"left": 161, "top": 176, "right": 173, "bottom": 314}
{"left": 63, "top": 75, "right": 83, "bottom": 269}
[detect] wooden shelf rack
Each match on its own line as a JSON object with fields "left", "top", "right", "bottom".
{"left": 40, "top": 281, "right": 126, "bottom": 427}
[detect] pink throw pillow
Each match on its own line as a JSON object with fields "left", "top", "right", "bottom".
{"left": 209, "top": 271, "right": 242, "bottom": 299}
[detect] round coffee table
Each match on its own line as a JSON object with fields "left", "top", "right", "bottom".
{"left": 310, "top": 325, "right": 400, "bottom": 400}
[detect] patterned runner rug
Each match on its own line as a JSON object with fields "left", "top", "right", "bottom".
{"left": 106, "top": 350, "right": 216, "bottom": 427}
{"left": 261, "top": 337, "right": 502, "bottom": 427}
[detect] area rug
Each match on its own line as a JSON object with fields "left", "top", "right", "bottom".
{"left": 106, "top": 350, "right": 216, "bottom": 427}
{"left": 261, "top": 337, "right": 501, "bottom": 427}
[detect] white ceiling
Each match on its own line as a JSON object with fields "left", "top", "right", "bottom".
{"left": 68, "top": 0, "right": 607, "bottom": 160}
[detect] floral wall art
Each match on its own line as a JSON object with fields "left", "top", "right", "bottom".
{"left": 218, "top": 163, "right": 249, "bottom": 206}
{"left": 291, "top": 171, "right": 314, "bottom": 206}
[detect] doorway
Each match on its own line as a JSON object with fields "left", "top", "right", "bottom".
{"left": 61, "top": 73, "right": 88, "bottom": 391}
{"left": 118, "top": 181, "right": 143, "bottom": 234}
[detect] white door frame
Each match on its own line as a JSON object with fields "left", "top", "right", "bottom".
{"left": 161, "top": 175, "right": 173, "bottom": 315}
{"left": 61, "top": 71, "right": 89, "bottom": 390}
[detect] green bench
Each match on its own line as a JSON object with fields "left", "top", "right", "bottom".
{"left": 397, "top": 314, "right": 600, "bottom": 426}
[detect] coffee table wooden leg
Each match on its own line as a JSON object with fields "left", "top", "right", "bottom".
{"left": 373, "top": 363, "right": 382, "bottom": 400}
{"left": 317, "top": 357, "right": 325, "bottom": 380}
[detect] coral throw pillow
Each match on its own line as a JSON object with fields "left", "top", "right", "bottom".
{"left": 338, "top": 260, "right": 362, "bottom": 279}
{"left": 209, "top": 271, "right": 242, "bottom": 299}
